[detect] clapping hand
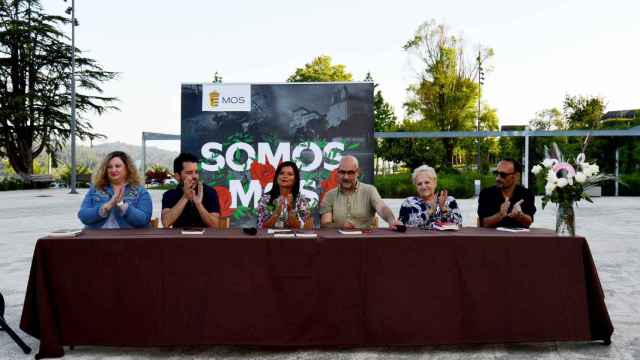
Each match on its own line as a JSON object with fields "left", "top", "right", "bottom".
{"left": 183, "top": 177, "right": 196, "bottom": 201}
{"left": 508, "top": 199, "right": 524, "bottom": 218}
{"left": 193, "top": 182, "right": 204, "bottom": 205}
{"left": 438, "top": 189, "right": 448, "bottom": 210}
{"left": 276, "top": 194, "right": 293, "bottom": 213}
{"left": 500, "top": 197, "right": 511, "bottom": 218}
{"left": 112, "top": 186, "right": 124, "bottom": 205}
{"left": 102, "top": 186, "right": 124, "bottom": 213}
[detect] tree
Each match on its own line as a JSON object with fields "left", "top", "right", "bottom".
{"left": 287, "top": 55, "right": 352, "bottom": 82}
{"left": 529, "top": 107, "right": 567, "bottom": 131}
{"left": 0, "top": 0, "right": 117, "bottom": 181}
{"left": 563, "top": 94, "right": 606, "bottom": 130}
{"left": 402, "top": 20, "right": 495, "bottom": 167}
{"left": 378, "top": 118, "right": 445, "bottom": 170}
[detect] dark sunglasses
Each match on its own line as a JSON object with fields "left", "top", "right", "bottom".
{"left": 493, "top": 170, "right": 515, "bottom": 178}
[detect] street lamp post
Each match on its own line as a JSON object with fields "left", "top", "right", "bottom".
{"left": 476, "top": 50, "right": 485, "bottom": 173}
{"left": 66, "top": 0, "right": 78, "bottom": 194}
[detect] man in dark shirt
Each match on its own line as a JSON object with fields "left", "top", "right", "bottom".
{"left": 161, "top": 153, "right": 220, "bottom": 228}
{"left": 478, "top": 158, "right": 536, "bottom": 228}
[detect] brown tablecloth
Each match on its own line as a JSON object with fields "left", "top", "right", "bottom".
{"left": 20, "top": 228, "right": 613, "bottom": 359}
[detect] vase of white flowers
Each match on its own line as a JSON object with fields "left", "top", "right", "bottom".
{"left": 555, "top": 200, "right": 575, "bottom": 237}
{"left": 531, "top": 143, "right": 614, "bottom": 237}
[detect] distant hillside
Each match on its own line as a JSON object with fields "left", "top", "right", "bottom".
{"left": 53, "top": 142, "right": 179, "bottom": 171}
{"left": 1, "top": 142, "right": 178, "bottom": 177}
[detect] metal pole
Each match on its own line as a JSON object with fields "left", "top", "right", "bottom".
{"left": 69, "top": 0, "right": 77, "bottom": 194}
{"left": 141, "top": 132, "right": 146, "bottom": 175}
{"left": 615, "top": 147, "right": 619, "bottom": 196}
{"left": 523, "top": 126, "right": 529, "bottom": 188}
{"left": 476, "top": 50, "right": 481, "bottom": 173}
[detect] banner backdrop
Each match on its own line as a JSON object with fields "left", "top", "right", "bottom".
{"left": 181, "top": 82, "right": 374, "bottom": 227}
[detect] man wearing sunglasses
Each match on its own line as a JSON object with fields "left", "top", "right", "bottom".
{"left": 320, "top": 155, "right": 402, "bottom": 230}
{"left": 478, "top": 158, "right": 536, "bottom": 228}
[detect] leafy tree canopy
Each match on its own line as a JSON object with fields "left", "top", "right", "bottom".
{"left": 287, "top": 55, "right": 352, "bottom": 82}
{"left": 0, "top": 0, "right": 118, "bottom": 180}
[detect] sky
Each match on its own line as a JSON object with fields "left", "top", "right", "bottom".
{"left": 42, "top": 0, "right": 640, "bottom": 151}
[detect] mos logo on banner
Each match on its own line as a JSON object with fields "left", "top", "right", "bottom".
{"left": 209, "top": 91, "right": 220, "bottom": 107}
{"left": 202, "top": 84, "right": 251, "bottom": 112}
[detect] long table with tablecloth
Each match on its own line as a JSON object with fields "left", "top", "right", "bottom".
{"left": 19, "top": 227, "right": 613, "bottom": 359}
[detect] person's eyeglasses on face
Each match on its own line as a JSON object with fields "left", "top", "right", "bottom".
{"left": 492, "top": 170, "right": 515, "bottom": 178}
{"left": 337, "top": 170, "right": 357, "bottom": 176}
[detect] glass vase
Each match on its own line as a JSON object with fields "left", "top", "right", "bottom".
{"left": 555, "top": 202, "right": 576, "bottom": 237}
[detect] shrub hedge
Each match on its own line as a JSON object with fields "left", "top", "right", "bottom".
{"left": 374, "top": 171, "right": 496, "bottom": 199}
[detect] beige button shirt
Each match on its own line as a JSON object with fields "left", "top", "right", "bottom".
{"left": 319, "top": 182, "right": 383, "bottom": 229}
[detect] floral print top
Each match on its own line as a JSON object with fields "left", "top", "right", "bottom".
{"left": 398, "top": 196, "right": 462, "bottom": 229}
{"left": 257, "top": 193, "right": 311, "bottom": 229}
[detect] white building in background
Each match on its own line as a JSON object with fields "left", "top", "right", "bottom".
{"left": 290, "top": 107, "right": 322, "bottom": 132}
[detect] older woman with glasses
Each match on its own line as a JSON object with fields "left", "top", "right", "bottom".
{"left": 398, "top": 165, "right": 462, "bottom": 229}
{"left": 78, "top": 151, "right": 152, "bottom": 229}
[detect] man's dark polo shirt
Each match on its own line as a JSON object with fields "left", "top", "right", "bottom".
{"left": 477, "top": 184, "right": 536, "bottom": 228}
{"left": 162, "top": 184, "right": 220, "bottom": 228}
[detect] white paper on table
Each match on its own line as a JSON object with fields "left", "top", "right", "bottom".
{"left": 496, "top": 227, "right": 530, "bottom": 232}
{"left": 268, "top": 229, "right": 293, "bottom": 234}
{"left": 47, "top": 229, "right": 83, "bottom": 237}
{"left": 273, "top": 233, "right": 296, "bottom": 238}
{"left": 338, "top": 229, "right": 363, "bottom": 235}
{"left": 296, "top": 233, "right": 317, "bottom": 238}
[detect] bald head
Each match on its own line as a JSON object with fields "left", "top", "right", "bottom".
{"left": 337, "top": 155, "right": 360, "bottom": 191}
{"left": 339, "top": 155, "right": 359, "bottom": 169}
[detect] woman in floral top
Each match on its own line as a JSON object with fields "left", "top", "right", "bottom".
{"left": 399, "top": 165, "right": 462, "bottom": 229}
{"left": 257, "top": 161, "right": 313, "bottom": 229}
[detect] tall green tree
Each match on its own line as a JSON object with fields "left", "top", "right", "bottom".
{"left": 378, "top": 118, "right": 445, "bottom": 170}
{"left": 563, "top": 94, "right": 606, "bottom": 130}
{"left": 287, "top": 55, "right": 352, "bottom": 82}
{"left": 0, "top": 0, "right": 117, "bottom": 180}
{"left": 529, "top": 107, "right": 567, "bottom": 131}
{"left": 403, "top": 20, "right": 495, "bottom": 167}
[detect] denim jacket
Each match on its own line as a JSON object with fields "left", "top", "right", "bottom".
{"left": 78, "top": 184, "right": 153, "bottom": 229}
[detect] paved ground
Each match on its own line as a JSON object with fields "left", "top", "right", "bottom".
{"left": 1, "top": 189, "right": 638, "bottom": 360}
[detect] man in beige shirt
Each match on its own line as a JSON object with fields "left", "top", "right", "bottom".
{"left": 320, "top": 155, "right": 402, "bottom": 229}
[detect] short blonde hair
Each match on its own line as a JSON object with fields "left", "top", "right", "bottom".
{"left": 411, "top": 165, "right": 437, "bottom": 184}
{"left": 93, "top": 151, "right": 142, "bottom": 189}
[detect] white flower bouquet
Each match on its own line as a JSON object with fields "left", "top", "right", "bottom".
{"left": 532, "top": 143, "right": 613, "bottom": 209}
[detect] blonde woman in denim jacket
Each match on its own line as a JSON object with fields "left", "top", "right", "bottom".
{"left": 78, "top": 151, "right": 152, "bottom": 229}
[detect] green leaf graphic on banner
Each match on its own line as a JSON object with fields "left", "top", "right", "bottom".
{"left": 347, "top": 143, "right": 360, "bottom": 150}
{"left": 265, "top": 134, "right": 280, "bottom": 148}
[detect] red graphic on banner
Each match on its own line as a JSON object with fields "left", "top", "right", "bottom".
{"left": 250, "top": 161, "right": 276, "bottom": 188}
{"left": 320, "top": 169, "right": 339, "bottom": 202}
{"left": 214, "top": 186, "right": 234, "bottom": 217}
